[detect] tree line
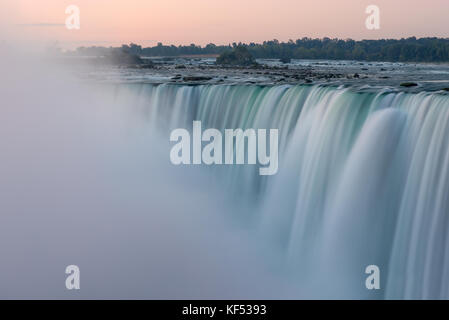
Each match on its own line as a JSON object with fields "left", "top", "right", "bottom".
{"left": 73, "top": 37, "right": 449, "bottom": 63}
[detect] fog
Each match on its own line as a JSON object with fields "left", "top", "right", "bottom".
{"left": 0, "top": 51, "right": 301, "bottom": 299}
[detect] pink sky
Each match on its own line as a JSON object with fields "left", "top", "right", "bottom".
{"left": 4, "top": 0, "right": 449, "bottom": 48}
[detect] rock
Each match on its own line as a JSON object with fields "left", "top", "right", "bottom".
{"left": 400, "top": 82, "right": 418, "bottom": 87}
{"left": 182, "top": 76, "right": 213, "bottom": 82}
{"left": 280, "top": 57, "right": 291, "bottom": 64}
{"left": 139, "top": 63, "right": 154, "bottom": 69}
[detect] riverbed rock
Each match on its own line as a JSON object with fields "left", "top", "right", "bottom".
{"left": 183, "top": 76, "right": 213, "bottom": 82}
{"left": 400, "top": 82, "right": 418, "bottom": 87}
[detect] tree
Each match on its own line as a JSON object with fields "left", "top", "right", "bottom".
{"left": 216, "top": 46, "right": 256, "bottom": 66}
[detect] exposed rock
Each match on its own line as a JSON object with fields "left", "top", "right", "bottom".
{"left": 280, "top": 57, "right": 291, "bottom": 64}
{"left": 138, "top": 63, "right": 154, "bottom": 69}
{"left": 400, "top": 82, "right": 418, "bottom": 87}
{"left": 183, "top": 76, "right": 213, "bottom": 82}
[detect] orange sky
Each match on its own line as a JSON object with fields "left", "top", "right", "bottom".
{"left": 3, "top": 0, "right": 449, "bottom": 49}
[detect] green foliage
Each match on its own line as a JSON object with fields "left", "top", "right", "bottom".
{"left": 100, "top": 48, "right": 144, "bottom": 65}
{"left": 74, "top": 37, "right": 449, "bottom": 63}
{"left": 216, "top": 46, "right": 256, "bottom": 66}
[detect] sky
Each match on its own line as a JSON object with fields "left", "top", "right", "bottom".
{"left": 3, "top": 0, "right": 449, "bottom": 49}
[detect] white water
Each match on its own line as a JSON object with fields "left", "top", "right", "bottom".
{"left": 2, "top": 54, "right": 449, "bottom": 298}
{"left": 114, "top": 82, "right": 449, "bottom": 298}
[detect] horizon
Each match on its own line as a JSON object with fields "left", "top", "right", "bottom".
{"left": 70, "top": 36, "right": 449, "bottom": 50}
{"left": 3, "top": 0, "right": 449, "bottom": 49}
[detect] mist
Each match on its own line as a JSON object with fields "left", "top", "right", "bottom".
{"left": 0, "top": 51, "right": 300, "bottom": 299}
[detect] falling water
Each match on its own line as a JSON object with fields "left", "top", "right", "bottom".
{"left": 113, "top": 82, "right": 449, "bottom": 299}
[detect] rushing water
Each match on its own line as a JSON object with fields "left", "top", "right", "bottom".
{"left": 2, "top": 57, "right": 449, "bottom": 298}
{"left": 113, "top": 82, "right": 449, "bottom": 299}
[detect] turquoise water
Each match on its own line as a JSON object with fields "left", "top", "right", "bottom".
{"left": 114, "top": 83, "right": 449, "bottom": 298}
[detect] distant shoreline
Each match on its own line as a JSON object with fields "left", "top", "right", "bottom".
{"left": 65, "top": 37, "right": 449, "bottom": 64}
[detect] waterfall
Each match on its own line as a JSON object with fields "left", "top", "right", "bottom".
{"left": 114, "top": 82, "right": 449, "bottom": 299}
